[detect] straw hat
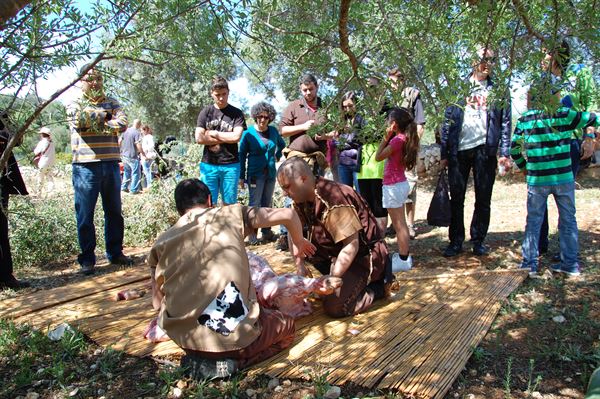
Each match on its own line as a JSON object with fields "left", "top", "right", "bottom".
{"left": 39, "top": 127, "right": 51, "bottom": 136}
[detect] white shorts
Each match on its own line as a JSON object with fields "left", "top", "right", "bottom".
{"left": 382, "top": 180, "right": 410, "bottom": 209}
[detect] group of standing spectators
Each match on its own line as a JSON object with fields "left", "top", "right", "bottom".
{"left": 120, "top": 119, "right": 157, "bottom": 194}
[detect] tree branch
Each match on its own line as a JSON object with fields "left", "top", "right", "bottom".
{"left": 338, "top": 0, "right": 359, "bottom": 76}
{"left": 511, "top": 0, "right": 546, "bottom": 42}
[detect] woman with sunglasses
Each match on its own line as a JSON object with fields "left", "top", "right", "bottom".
{"left": 239, "top": 101, "right": 286, "bottom": 244}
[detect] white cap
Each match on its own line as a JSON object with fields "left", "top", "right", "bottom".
{"left": 39, "top": 127, "right": 51, "bottom": 135}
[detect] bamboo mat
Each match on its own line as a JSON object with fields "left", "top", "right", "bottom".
{"left": 0, "top": 261, "right": 526, "bottom": 398}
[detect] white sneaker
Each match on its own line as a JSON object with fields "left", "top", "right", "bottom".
{"left": 391, "top": 253, "right": 413, "bottom": 272}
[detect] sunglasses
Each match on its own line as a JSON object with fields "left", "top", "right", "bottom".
{"left": 481, "top": 57, "right": 497, "bottom": 64}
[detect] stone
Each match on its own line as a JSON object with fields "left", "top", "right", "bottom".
{"left": 274, "top": 386, "right": 284, "bottom": 393}
{"left": 94, "top": 349, "right": 103, "bottom": 356}
{"left": 24, "top": 393, "right": 39, "bottom": 399}
{"left": 176, "top": 380, "right": 187, "bottom": 389}
{"left": 245, "top": 389, "right": 256, "bottom": 397}
{"left": 267, "top": 378, "right": 280, "bottom": 390}
{"left": 530, "top": 392, "right": 543, "bottom": 398}
{"left": 552, "top": 315, "right": 566, "bottom": 323}
{"left": 172, "top": 387, "right": 183, "bottom": 398}
{"left": 323, "top": 386, "right": 341, "bottom": 399}
{"left": 283, "top": 379, "right": 292, "bottom": 386}
{"left": 469, "top": 369, "right": 477, "bottom": 377}
{"left": 68, "top": 387, "right": 79, "bottom": 397}
{"left": 97, "top": 389, "right": 105, "bottom": 395}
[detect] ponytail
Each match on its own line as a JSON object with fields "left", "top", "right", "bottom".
{"left": 387, "top": 107, "right": 421, "bottom": 170}
{"left": 403, "top": 120, "right": 419, "bottom": 170}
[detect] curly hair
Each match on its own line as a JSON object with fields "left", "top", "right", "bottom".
{"left": 250, "top": 101, "right": 277, "bottom": 123}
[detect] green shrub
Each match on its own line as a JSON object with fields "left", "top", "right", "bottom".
{"left": 122, "top": 177, "right": 179, "bottom": 247}
{"left": 8, "top": 194, "right": 80, "bottom": 269}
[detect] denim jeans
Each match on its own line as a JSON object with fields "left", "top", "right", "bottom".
{"left": 200, "top": 162, "right": 240, "bottom": 205}
{"left": 538, "top": 138, "right": 580, "bottom": 252}
{"left": 338, "top": 163, "right": 359, "bottom": 192}
{"left": 522, "top": 182, "right": 578, "bottom": 272}
{"left": 72, "top": 161, "right": 125, "bottom": 266}
{"left": 142, "top": 159, "right": 153, "bottom": 188}
{"left": 279, "top": 195, "right": 293, "bottom": 235}
{"left": 248, "top": 174, "right": 276, "bottom": 235}
{"left": 448, "top": 145, "right": 497, "bottom": 245}
{"left": 121, "top": 156, "right": 141, "bottom": 193}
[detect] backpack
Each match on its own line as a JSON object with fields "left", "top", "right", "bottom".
{"left": 401, "top": 87, "right": 420, "bottom": 113}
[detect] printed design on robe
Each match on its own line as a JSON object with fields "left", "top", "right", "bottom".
{"left": 197, "top": 282, "right": 249, "bottom": 336}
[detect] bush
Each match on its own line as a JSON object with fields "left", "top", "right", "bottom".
{"left": 8, "top": 194, "right": 80, "bottom": 268}
{"left": 121, "top": 177, "right": 179, "bottom": 247}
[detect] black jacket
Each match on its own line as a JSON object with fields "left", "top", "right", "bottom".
{"left": 440, "top": 76, "right": 511, "bottom": 160}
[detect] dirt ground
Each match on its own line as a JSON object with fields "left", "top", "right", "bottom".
{"left": 1, "top": 168, "right": 599, "bottom": 399}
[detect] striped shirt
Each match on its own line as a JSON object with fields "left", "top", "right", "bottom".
{"left": 70, "top": 95, "right": 128, "bottom": 163}
{"left": 510, "top": 107, "right": 598, "bottom": 186}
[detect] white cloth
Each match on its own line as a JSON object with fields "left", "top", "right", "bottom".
{"left": 33, "top": 137, "right": 56, "bottom": 169}
{"left": 458, "top": 77, "right": 489, "bottom": 151}
{"left": 141, "top": 134, "right": 157, "bottom": 160}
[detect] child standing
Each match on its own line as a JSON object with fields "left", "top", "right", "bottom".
{"left": 511, "top": 94, "right": 598, "bottom": 278}
{"left": 376, "top": 107, "right": 420, "bottom": 271}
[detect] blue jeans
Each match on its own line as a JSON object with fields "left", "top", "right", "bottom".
{"left": 279, "top": 196, "right": 293, "bottom": 235}
{"left": 522, "top": 182, "right": 578, "bottom": 273}
{"left": 142, "top": 159, "right": 153, "bottom": 188}
{"left": 539, "top": 138, "right": 580, "bottom": 252}
{"left": 338, "top": 163, "right": 359, "bottom": 192}
{"left": 200, "top": 162, "right": 239, "bottom": 205}
{"left": 248, "top": 174, "right": 276, "bottom": 235}
{"left": 121, "top": 156, "right": 141, "bottom": 193}
{"left": 72, "top": 161, "right": 125, "bottom": 266}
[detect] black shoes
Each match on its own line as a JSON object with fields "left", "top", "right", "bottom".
{"left": 110, "top": 255, "right": 134, "bottom": 266}
{"left": 275, "top": 234, "right": 289, "bottom": 251}
{"left": 443, "top": 242, "right": 490, "bottom": 257}
{"left": 0, "top": 276, "right": 31, "bottom": 290}
{"left": 80, "top": 263, "right": 96, "bottom": 275}
{"left": 261, "top": 230, "right": 277, "bottom": 242}
{"left": 472, "top": 242, "right": 490, "bottom": 256}
{"left": 181, "top": 353, "right": 238, "bottom": 380}
{"left": 443, "top": 243, "right": 463, "bottom": 257}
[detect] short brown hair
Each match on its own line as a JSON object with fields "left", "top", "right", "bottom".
{"left": 387, "top": 68, "right": 404, "bottom": 80}
{"left": 210, "top": 76, "right": 229, "bottom": 92}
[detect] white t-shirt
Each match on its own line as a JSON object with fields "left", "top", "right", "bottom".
{"left": 34, "top": 137, "right": 56, "bottom": 169}
{"left": 459, "top": 77, "right": 489, "bottom": 151}
{"left": 141, "top": 134, "right": 157, "bottom": 160}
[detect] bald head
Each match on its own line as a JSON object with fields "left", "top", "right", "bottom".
{"left": 277, "top": 157, "right": 316, "bottom": 203}
{"left": 278, "top": 157, "right": 313, "bottom": 179}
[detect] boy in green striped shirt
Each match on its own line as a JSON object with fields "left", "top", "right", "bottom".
{"left": 511, "top": 98, "right": 598, "bottom": 277}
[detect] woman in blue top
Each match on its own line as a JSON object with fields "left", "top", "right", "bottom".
{"left": 239, "top": 101, "right": 286, "bottom": 244}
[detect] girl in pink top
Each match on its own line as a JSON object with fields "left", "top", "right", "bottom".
{"left": 375, "top": 108, "right": 420, "bottom": 272}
